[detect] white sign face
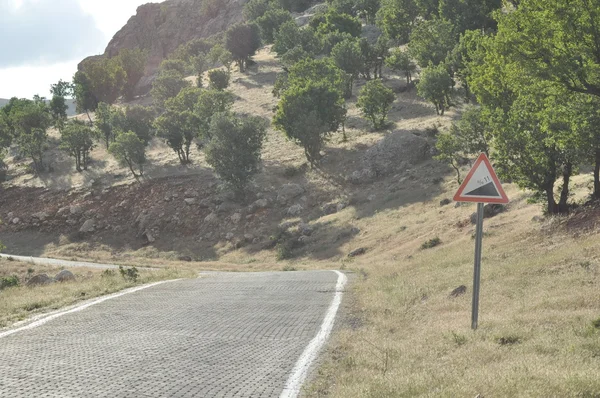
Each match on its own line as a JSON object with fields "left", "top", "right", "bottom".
{"left": 454, "top": 153, "right": 509, "bottom": 204}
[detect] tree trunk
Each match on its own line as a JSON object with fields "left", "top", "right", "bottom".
{"left": 546, "top": 185, "right": 559, "bottom": 215}
{"left": 558, "top": 162, "right": 572, "bottom": 214}
{"left": 594, "top": 148, "right": 600, "bottom": 199}
{"left": 85, "top": 111, "right": 92, "bottom": 125}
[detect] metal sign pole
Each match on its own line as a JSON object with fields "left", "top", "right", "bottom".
{"left": 471, "top": 202, "right": 484, "bottom": 330}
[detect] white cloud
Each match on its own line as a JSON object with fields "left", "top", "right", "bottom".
{"left": 0, "top": 0, "right": 166, "bottom": 99}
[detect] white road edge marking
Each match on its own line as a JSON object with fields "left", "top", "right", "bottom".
{"left": 280, "top": 270, "right": 348, "bottom": 398}
{"left": 0, "top": 279, "right": 180, "bottom": 339}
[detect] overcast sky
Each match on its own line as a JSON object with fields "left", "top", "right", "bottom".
{"left": 0, "top": 0, "right": 165, "bottom": 99}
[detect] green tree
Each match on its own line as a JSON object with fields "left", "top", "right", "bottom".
{"left": 60, "top": 120, "right": 95, "bottom": 172}
{"left": 72, "top": 71, "right": 97, "bottom": 122}
{"left": 154, "top": 87, "right": 203, "bottom": 164}
{"left": 196, "top": 89, "right": 236, "bottom": 141}
{"left": 445, "top": 29, "right": 485, "bottom": 102}
{"left": 417, "top": 63, "right": 454, "bottom": 115}
{"left": 48, "top": 95, "right": 68, "bottom": 133}
{"left": 94, "top": 102, "right": 116, "bottom": 149}
{"left": 434, "top": 131, "right": 464, "bottom": 183}
{"left": 273, "top": 20, "right": 321, "bottom": 57}
{"left": 244, "top": 0, "right": 277, "bottom": 20}
{"left": 331, "top": 38, "right": 365, "bottom": 97}
{"left": 9, "top": 100, "right": 51, "bottom": 172}
{"left": 226, "top": 23, "right": 262, "bottom": 72}
{"left": 123, "top": 106, "right": 155, "bottom": 144}
{"left": 117, "top": 48, "right": 147, "bottom": 101}
{"left": 316, "top": 9, "right": 362, "bottom": 37}
{"left": 408, "top": 18, "right": 457, "bottom": 67}
{"left": 150, "top": 70, "right": 191, "bottom": 108}
{"left": 208, "top": 44, "right": 234, "bottom": 71}
{"left": 356, "top": 0, "right": 381, "bottom": 23}
{"left": 172, "top": 38, "right": 214, "bottom": 64}
{"left": 273, "top": 59, "right": 346, "bottom": 165}
{"left": 205, "top": 113, "right": 268, "bottom": 193}
{"left": 386, "top": 48, "right": 416, "bottom": 86}
{"left": 256, "top": 8, "right": 294, "bottom": 44}
{"left": 208, "top": 69, "right": 231, "bottom": 90}
{"left": 77, "top": 56, "right": 127, "bottom": 105}
{"left": 357, "top": 79, "right": 395, "bottom": 129}
{"left": 192, "top": 53, "right": 207, "bottom": 88}
{"left": 438, "top": 0, "right": 502, "bottom": 34}
{"left": 159, "top": 59, "right": 188, "bottom": 76}
{"left": 109, "top": 131, "right": 147, "bottom": 178}
{"left": 376, "top": 0, "right": 419, "bottom": 43}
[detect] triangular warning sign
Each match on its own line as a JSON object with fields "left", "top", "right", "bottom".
{"left": 454, "top": 153, "right": 509, "bottom": 204}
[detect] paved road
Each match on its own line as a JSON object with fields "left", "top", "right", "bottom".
{"left": 0, "top": 271, "right": 344, "bottom": 398}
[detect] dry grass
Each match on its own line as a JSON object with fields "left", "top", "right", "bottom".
{"left": 0, "top": 259, "right": 193, "bottom": 329}
{"left": 305, "top": 176, "right": 600, "bottom": 397}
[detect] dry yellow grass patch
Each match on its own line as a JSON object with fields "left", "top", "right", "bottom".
{"left": 0, "top": 259, "right": 192, "bottom": 329}
{"left": 306, "top": 177, "right": 600, "bottom": 397}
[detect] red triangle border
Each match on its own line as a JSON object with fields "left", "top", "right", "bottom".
{"left": 453, "top": 153, "right": 509, "bottom": 204}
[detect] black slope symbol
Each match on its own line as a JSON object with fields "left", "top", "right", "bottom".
{"left": 465, "top": 182, "right": 499, "bottom": 197}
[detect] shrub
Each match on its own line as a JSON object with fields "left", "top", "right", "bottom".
{"left": 0, "top": 275, "right": 19, "bottom": 290}
{"left": 421, "top": 237, "right": 442, "bottom": 249}
{"left": 208, "top": 69, "right": 231, "bottom": 90}
{"left": 60, "top": 120, "right": 95, "bottom": 172}
{"left": 109, "top": 131, "right": 147, "bottom": 178}
{"left": 357, "top": 79, "right": 395, "bottom": 130}
{"left": 119, "top": 266, "right": 139, "bottom": 282}
{"left": 101, "top": 269, "right": 116, "bottom": 278}
{"left": 593, "top": 317, "right": 600, "bottom": 329}
{"left": 417, "top": 63, "right": 454, "bottom": 115}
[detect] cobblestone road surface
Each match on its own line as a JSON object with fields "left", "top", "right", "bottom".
{"left": 0, "top": 271, "right": 341, "bottom": 398}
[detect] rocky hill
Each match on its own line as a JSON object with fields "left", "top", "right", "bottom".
{"left": 80, "top": 0, "right": 247, "bottom": 95}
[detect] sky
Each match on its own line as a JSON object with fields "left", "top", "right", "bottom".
{"left": 0, "top": 0, "right": 165, "bottom": 99}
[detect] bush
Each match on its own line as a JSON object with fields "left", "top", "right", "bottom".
{"left": 0, "top": 275, "right": 19, "bottom": 290}
{"left": 119, "top": 266, "right": 139, "bottom": 282}
{"left": 101, "top": 269, "right": 116, "bottom": 278}
{"left": 60, "top": 120, "right": 95, "bottom": 172}
{"left": 357, "top": 79, "right": 395, "bottom": 130}
{"left": 593, "top": 317, "right": 600, "bottom": 329}
{"left": 417, "top": 63, "right": 454, "bottom": 115}
{"left": 256, "top": 8, "right": 293, "bottom": 44}
{"left": 421, "top": 237, "right": 442, "bottom": 249}
{"left": 208, "top": 69, "right": 231, "bottom": 90}
{"left": 109, "top": 131, "right": 147, "bottom": 178}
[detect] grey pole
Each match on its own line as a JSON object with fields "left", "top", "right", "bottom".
{"left": 471, "top": 202, "right": 485, "bottom": 330}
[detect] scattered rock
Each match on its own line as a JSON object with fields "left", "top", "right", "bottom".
{"left": 349, "top": 168, "right": 376, "bottom": 185}
{"left": 184, "top": 198, "right": 197, "bottom": 205}
{"left": 336, "top": 202, "right": 348, "bottom": 212}
{"left": 79, "top": 219, "right": 96, "bottom": 233}
{"left": 55, "top": 270, "right": 75, "bottom": 283}
{"left": 277, "top": 184, "right": 304, "bottom": 204}
{"left": 484, "top": 203, "right": 506, "bottom": 218}
{"left": 440, "top": 198, "right": 452, "bottom": 207}
{"left": 351, "top": 227, "right": 361, "bottom": 235}
{"left": 57, "top": 206, "right": 70, "bottom": 216}
{"left": 532, "top": 215, "right": 544, "bottom": 222}
{"left": 70, "top": 205, "right": 83, "bottom": 216}
{"left": 244, "top": 234, "right": 255, "bottom": 242}
{"left": 177, "top": 256, "right": 192, "bottom": 262}
{"left": 11, "top": 218, "right": 20, "bottom": 225}
{"left": 251, "top": 198, "right": 269, "bottom": 211}
{"left": 7, "top": 212, "right": 14, "bottom": 219}
{"left": 225, "top": 232, "right": 235, "bottom": 241}
{"left": 231, "top": 213, "right": 242, "bottom": 224}
{"left": 184, "top": 189, "right": 199, "bottom": 198}
{"left": 287, "top": 204, "right": 303, "bottom": 216}
{"left": 449, "top": 285, "right": 467, "bottom": 298}
{"left": 143, "top": 230, "right": 156, "bottom": 243}
{"left": 204, "top": 213, "right": 218, "bottom": 224}
{"left": 217, "top": 201, "right": 238, "bottom": 214}
{"left": 298, "top": 235, "right": 311, "bottom": 244}
{"left": 199, "top": 198, "right": 212, "bottom": 208}
{"left": 26, "top": 274, "right": 53, "bottom": 286}
{"left": 348, "top": 248, "right": 367, "bottom": 257}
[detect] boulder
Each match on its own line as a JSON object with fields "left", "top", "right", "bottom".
{"left": 79, "top": 219, "right": 96, "bottom": 233}
{"left": 439, "top": 198, "right": 452, "bottom": 207}
{"left": 55, "top": 270, "right": 75, "bottom": 283}
{"left": 231, "top": 213, "right": 242, "bottom": 224}
{"left": 449, "top": 285, "right": 467, "bottom": 298}
{"left": 204, "top": 212, "right": 218, "bottom": 224}
{"left": 26, "top": 274, "right": 53, "bottom": 287}
{"left": 322, "top": 203, "right": 338, "bottom": 215}
{"left": 177, "top": 255, "right": 192, "bottom": 262}
{"left": 32, "top": 212, "right": 49, "bottom": 221}
{"left": 348, "top": 248, "right": 367, "bottom": 258}
{"left": 277, "top": 184, "right": 304, "bottom": 204}
{"left": 360, "top": 132, "right": 430, "bottom": 179}
{"left": 184, "top": 198, "right": 197, "bottom": 205}
{"left": 225, "top": 232, "right": 235, "bottom": 241}
{"left": 287, "top": 204, "right": 304, "bottom": 217}
{"left": 70, "top": 205, "right": 84, "bottom": 216}
{"left": 217, "top": 201, "right": 238, "bottom": 214}
{"left": 199, "top": 199, "right": 212, "bottom": 208}
{"left": 11, "top": 218, "right": 20, "bottom": 225}
{"left": 143, "top": 230, "right": 156, "bottom": 243}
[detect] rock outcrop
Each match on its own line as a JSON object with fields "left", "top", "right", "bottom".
{"left": 80, "top": 0, "right": 248, "bottom": 95}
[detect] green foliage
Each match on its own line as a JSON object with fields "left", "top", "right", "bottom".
{"left": 60, "top": 120, "right": 95, "bottom": 172}
{"left": 72, "top": 71, "right": 97, "bottom": 115}
{"left": 50, "top": 79, "right": 73, "bottom": 98}
{"left": 109, "top": 131, "right": 147, "bottom": 178}
{"left": 256, "top": 8, "right": 293, "bottom": 44}
{"left": 172, "top": 38, "right": 213, "bottom": 64}
{"left": 356, "top": 0, "right": 381, "bottom": 23}
{"left": 273, "top": 20, "right": 321, "bottom": 57}
{"left": 10, "top": 100, "right": 51, "bottom": 172}
{"left": 278, "top": 0, "right": 312, "bottom": 12}
{"left": 386, "top": 48, "right": 416, "bottom": 85}
{"left": 435, "top": 131, "right": 463, "bottom": 183}
{"left": 417, "top": 63, "right": 453, "bottom": 115}
{"left": 331, "top": 38, "right": 364, "bottom": 97}
{"left": 316, "top": 9, "right": 362, "bottom": 37}
{"left": 321, "top": 31, "right": 355, "bottom": 55}
{"left": 421, "top": 237, "right": 441, "bottom": 249}
{"left": 273, "top": 58, "right": 346, "bottom": 165}
{"left": 357, "top": 79, "right": 395, "bottom": 130}
{"left": 408, "top": 17, "right": 457, "bottom": 67}
{"left": 121, "top": 106, "right": 155, "bottom": 144}
{"left": 159, "top": 59, "right": 188, "bottom": 76}
{"left": 150, "top": 70, "right": 191, "bottom": 108}
{"left": 331, "top": 0, "right": 358, "bottom": 16}
{"left": 116, "top": 48, "right": 147, "bottom": 101}
{"left": 0, "top": 275, "right": 19, "bottom": 290}
{"left": 205, "top": 113, "right": 268, "bottom": 192}
{"left": 48, "top": 95, "right": 68, "bottom": 132}
{"left": 208, "top": 69, "right": 231, "bottom": 90}
{"left": 201, "top": 0, "right": 220, "bottom": 18}
{"left": 94, "top": 102, "right": 115, "bottom": 149}
{"left": 445, "top": 29, "right": 485, "bottom": 102}
{"left": 154, "top": 87, "right": 203, "bottom": 164}
{"left": 244, "top": 0, "right": 276, "bottom": 20}
{"left": 119, "top": 266, "right": 139, "bottom": 282}
{"left": 280, "top": 46, "right": 311, "bottom": 70}
{"left": 196, "top": 89, "right": 236, "bottom": 141}
{"left": 191, "top": 54, "right": 207, "bottom": 87}
{"left": 0, "top": 114, "right": 11, "bottom": 150}
{"left": 438, "top": 0, "right": 502, "bottom": 34}
{"left": 226, "top": 23, "right": 262, "bottom": 72}
{"left": 376, "top": 0, "right": 419, "bottom": 43}
{"left": 208, "top": 44, "right": 234, "bottom": 71}
{"left": 76, "top": 56, "right": 126, "bottom": 106}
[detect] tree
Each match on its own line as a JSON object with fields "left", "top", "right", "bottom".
{"left": 154, "top": 87, "right": 203, "bottom": 164}
{"left": 159, "top": 59, "right": 188, "bottom": 76}
{"left": 273, "top": 59, "right": 346, "bottom": 165}
{"left": 331, "top": 38, "right": 364, "bottom": 97}
{"left": 417, "top": 63, "right": 453, "bottom": 115}
{"left": 0, "top": 113, "right": 11, "bottom": 150}
{"left": 109, "top": 131, "right": 147, "bottom": 178}
{"left": 94, "top": 102, "right": 115, "bottom": 149}
{"left": 409, "top": 18, "right": 457, "bottom": 67}
{"left": 172, "top": 38, "right": 214, "bottom": 64}
{"left": 192, "top": 54, "right": 207, "bottom": 87}
{"left": 50, "top": 79, "right": 73, "bottom": 98}
{"left": 117, "top": 48, "right": 147, "bottom": 101}
{"left": 357, "top": 79, "right": 395, "bottom": 129}
{"left": 208, "top": 44, "right": 234, "bottom": 71}
{"left": 226, "top": 23, "right": 262, "bottom": 72}
{"left": 150, "top": 70, "right": 191, "bottom": 108}
{"left": 244, "top": 0, "right": 277, "bottom": 20}
{"left": 316, "top": 9, "right": 363, "bottom": 37}
{"left": 438, "top": 0, "right": 502, "bottom": 34}
{"left": 376, "top": 0, "right": 419, "bottom": 43}
{"left": 205, "top": 113, "right": 268, "bottom": 193}
{"left": 10, "top": 100, "right": 51, "bottom": 172}
{"left": 445, "top": 29, "right": 485, "bottom": 102}
{"left": 356, "top": 0, "right": 381, "bottom": 23}
{"left": 273, "top": 20, "right": 321, "bottom": 57}
{"left": 256, "top": 8, "right": 294, "bottom": 44}
{"left": 208, "top": 69, "right": 231, "bottom": 90}
{"left": 72, "top": 70, "right": 97, "bottom": 121}
{"left": 123, "top": 106, "right": 155, "bottom": 144}
{"left": 279, "top": 0, "right": 312, "bottom": 12}
{"left": 60, "top": 120, "right": 95, "bottom": 172}
{"left": 196, "top": 89, "right": 236, "bottom": 141}
{"left": 280, "top": 46, "right": 311, "bottom": 70}
{"left": 48, "top": 95, "right": 68, "bottom": 133}
{"left": 434, "top": 131, "right": 464, "bottom": 183}
{"left": 386, "top": 48, "right": 416, "bottom": 86}
{"left": 76, "top": 56, "right": 126, "bottom": 105}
